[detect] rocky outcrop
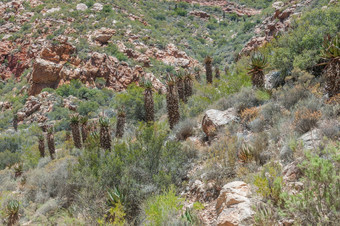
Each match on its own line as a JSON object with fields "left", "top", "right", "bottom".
{"left": 118, "top": 42, "right": 200, "bottom": 69}
{"left": 93, "top": 28, "right": 116, "bottom": 44}
{"left": 17, "top": 91, "right": 78, "bottom": 123}
{"left": 0, "top": 40, "right": 31, "bottom": 80}
{"left": 28, "top": 38, "right": 165, "bottom": 95}
{"left": 202, "top": 108, "right": 238, "bottom": 137}
{"left": 189, "top": 10, "right": 210, "bottom": 19}
{"left": 29, "top": 58, "right": 63, "bottom": 95}
{"left": 216, "top": 181, "right": 254, "bottom": 226}
{"left": 184, "top": 1, "right": 261, "bottom": 17}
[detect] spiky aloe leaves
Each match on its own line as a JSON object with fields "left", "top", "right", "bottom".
{"left": 99, "top": 117, "right": 111, "bottom": 149}
{"left": 321, "top": 34, "right": 340, "bottom": 97}
{"left": 166, "top": 74, "right": 180, "bottom": 129}
{"left": 248, "top": 52, "right": 268, "bottom": 88}
{"left": 143, "top": 80, "right": 155, "bottom": 123}
{"left": 205, "top": 56, "right": 213, "bottom": 84}
{"left": 70, "top": 114, "right": 82, "bottom": 149}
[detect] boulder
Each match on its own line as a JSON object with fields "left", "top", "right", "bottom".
{"left": 280, "top": 145, "right": 293, "bottom": 164}
{"left": 93, "top": 28, "right": 116, "bottom": 44}
{"left": 202, "top": 108, "right": 238, "bottom": 137}
{"left": 92, "top": 3, "right": 103, "bottom": 11}
{"left": 298, "top": 129, "right": 322, "bottom": 150}
{"left": 216, "top": 181, "right": 254, "bottom": 226}
{"left": 272, "top": 1, "right": 284, "bottom": 10}
{"left": 265, "top": 71, "right": 284, "bottom": 90}
{"left": 28, "top": 58, "right": 63, "bottom": 95}
{"left": 76, "top": 3, "right": 88, "bottom": 11}
{"left": 44, "top": 7, "right": 60, "bottom": 15}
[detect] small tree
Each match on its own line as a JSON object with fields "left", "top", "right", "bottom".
{"left": 205, "top": 56, "right": 213, "bottom": 84}
{"left": 166, "top": 75, "right": 180, "bottom": 129}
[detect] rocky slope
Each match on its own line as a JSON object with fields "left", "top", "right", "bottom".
{"left": 0, "top": 0, "right": 339, "bottom": 225}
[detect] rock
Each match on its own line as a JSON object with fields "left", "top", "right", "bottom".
{"left": 0, "top": 101, "right": 12, "bottom": 111}
{"left": 28, "top": 58, "right": 63, "bottom": 95}
{"left": 265, "top": 71, "right": 284, "bottom": 89}
{"left": 280, "top": 145, "right": 293, "bottom": 164}
{"left": 278, "top": 7, "right": 295, "bottom": 20}
{"left": 216, "top": 181, "right": 254, "bottom": 226}
{"left": 202, "top": 108, "right": 238, "bottom": 137}
{"left": 93, "top": 27, "right": 116, "bottom": 44}
{"left": 92, "top": 3, "right": 103, "bottom": 11}
{"left": 76, "top": 3, "right": 88, "bottom": 11}
{"left": 45, "top": 7, "right": 60, "bottom": 15}
{"left": 272, "top": 1, "right": 284, "bottom": 10}
{"left": 282, "top": 162, "right": 302, "bottom": 183}
{"left": 298, "top": 129, "right": 322, "bottom": 150}
{"left": 189, "top": 10, "right": 210, "bottom": 19}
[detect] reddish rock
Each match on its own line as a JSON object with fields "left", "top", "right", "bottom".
{"left": 189, "top": 10, "right": 210, "bottom": 19}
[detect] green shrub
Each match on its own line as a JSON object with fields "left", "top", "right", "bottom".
{"left": 106, "top": 43, "right": 128, "bottom": 61}
{"left": 174, "top": 8, "right": 187, "bottom": 17}
{"left": 265, "top": 6, "right": 340, "bottom": 75}
{"left": 141, "top": 186, "right": 183, "bottom": 225}
{"left": 78, "top": 101, "right": 99, "bottom": 116}
{"left": 72, "top": 122, "right": 195, "bottom": 220}
{"left": 281, "top": 143, "right": 340, "bottom": 225}
{"left": 254, "top": 162, "right": 283, "bottom": 205}
{"left": 0, "top": 150, "right": 20, "bottom": 170}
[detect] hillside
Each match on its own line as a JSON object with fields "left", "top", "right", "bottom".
{"left": 0, "top": 0, "right": 339, "bottom": 225}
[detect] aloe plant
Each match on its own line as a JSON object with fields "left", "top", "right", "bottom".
{"left": 205, "top": 56, "right": 213, "bottom": 84}
{"left": 99, "top": 117, "right": 111, "bottom": 149}
{"left": 5, "top": 200, "right": 20, "bottom": 226}
{"left": 144, "top": 80, "right": 155, "bottom": 123}
{"left": 248, "top": 52, "right": 268, "bottom": 88}
{"left": 321, "top": 34, "right": 340, "bottom": 97}
{"left": 166, "top": 74, "right": 180, "bottom": 129}
{"left": 70, "top": 114, "right": 82, "bottom": 149}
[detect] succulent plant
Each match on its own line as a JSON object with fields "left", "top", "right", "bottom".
{"left": 5, "top": 199, "right": 20, "bottom": 226}
{"left": 80, "top": 116, "right": 89, "bottom": 143}
{"left": 99, "top": 117, "right": 111, "bottom": 149}
{"left": 176, "top": 70, "right": 185, "bottom": 102}
{"left": 166, "top": 74, "right": 180, "bottom": 129}
{"left": 38, "top": 134, "right": 45, "bottom": 158}
{"left": 116, "top": 109, "right": 126, "bottom": 138}
{"left": 184, "top": 72, "right": 193, "bottom": 101}
{"left": 144, "top": 80, "right": 155, "bottom": 123}
{"left": 70, "top": 114, "right": 82, "bottom": 149}
{"left": 248, "top": 52, "right": 268, "bottom": 88}
{"left": 46, "top": 126, "right": 55, "bottom": 160}
{"left": 321, "top": 34, "right": 340, "bottom": 97}
{"left": 204, "top": 56, "right": 213, "bottom": 84}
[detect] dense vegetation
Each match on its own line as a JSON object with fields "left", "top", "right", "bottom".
{"left": 0, "top": 0, "right": 339, "bottom": 225}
